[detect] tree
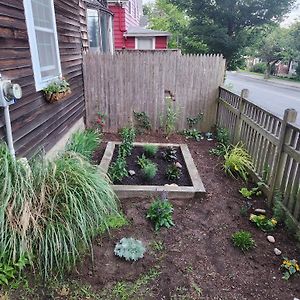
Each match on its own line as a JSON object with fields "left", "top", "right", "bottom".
{"left": 169, "top": 0, "right": 296, "bottom": 67}
{"left": 143, "top": 0, "right": 208, "bottom": 53}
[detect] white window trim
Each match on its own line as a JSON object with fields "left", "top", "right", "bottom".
{"left": 135, "top": 37, "right": 155, "bottom": 50}
{"left": 23, "top": 0, "right": 62, "bottom": 92}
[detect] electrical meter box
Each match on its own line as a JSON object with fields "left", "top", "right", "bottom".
{"left": 0, "top": 79, "right": 22, "bottom": 107}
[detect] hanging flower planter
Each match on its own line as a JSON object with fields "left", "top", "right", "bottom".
{"left": 43, "top": 77, "right": 71, "bottom": 104}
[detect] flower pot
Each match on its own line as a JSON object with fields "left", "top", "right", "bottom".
{"left": 44, "top": 89, "right": 71, "bottom": 103}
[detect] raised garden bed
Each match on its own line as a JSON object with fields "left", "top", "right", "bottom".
{"left": 100, "top": 142, "right": 205, "bottom": 199}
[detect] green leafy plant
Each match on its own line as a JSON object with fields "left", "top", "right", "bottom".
{"left": 249, "top": 214, "right": 277, "bottom": 232}
{"left": 210, "top": 127, "right": 230, "bottom": 156}
{"left": 147, "top": 197, "right": 175, "bottom": 231}
{"left": 223, "top": 143, "right": 253, "bottom": 181}
{"left": 133, "top": 111, "right": 151, "bottom": 133}
{"left": 231, "top": 230, "right": 256, "bottom": 252}
{"left": 137, "top": 154, "right": 152, "bottom": 169}
{"left": 187, "top": 113, "right": 203, "bottom": 129}
{"left": 109, "top": 153, "right": 128, "bottom": 183}
{"left": 43, "top": 77, "right": 70, "bottom": 94}
{"left": 209, "top": 144, "right": 227, "bottom": 156}
{"left": 273, "top": 191, "right": 285, "bottom": 223}
{"left": 161, "top": 97, "right": 178, "bottom": 137}
{"left": 99, "top": 214, "right": 128, "bottom": 234}
{"left": 119, "top": 126, "right": 136, "bottom": 156}
{"left": 161, "top": 147, "right": 177, "bottom": 162}
{"left": 182, "top": 129, "right": 202, "bottom": 141}
{"left": 239, "top": 183, "right": 263, "bottom": 199}
{"left": 143, "top": 144, "right": 158, "bottom": 157}
{"left": 114, "top": 238, "right": 146, "bottom": 261}
{"left": 142, "top": 163, "right": 158, "bottom": 180}
{"left": 66, "top": 129, "right": 100, "bottom": 161}
{"left": 281, "top": 258, "right": 300, "bottom": 280}
{"left": 166, "top": 164, "right": 181, "bottom": 181}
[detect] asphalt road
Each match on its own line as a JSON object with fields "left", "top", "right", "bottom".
{"left": 225, "top": 72, "right": 300, "bottom": 126}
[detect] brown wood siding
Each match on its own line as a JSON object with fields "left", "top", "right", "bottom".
{"left": 0, "top": 0, "right": 85, "bottom": 157}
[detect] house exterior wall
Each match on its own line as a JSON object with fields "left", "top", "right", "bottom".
{"left": 124, "top": 0, "right": 140, "bottom": 29}
{"left": 155, "top": 36, "right": 168, "bottom": 49}
{"left": 109, "top": 5, "right": 126, "bottom": 49}
{"left": 125, "top": 37, "right": 136, "bottom": 49}
{"left": 0, "top": 0, "right": 86, "bottom": 157}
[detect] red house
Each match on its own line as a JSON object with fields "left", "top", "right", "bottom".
{"left": 108, "top": 0, "right": 170, "bottom": 50}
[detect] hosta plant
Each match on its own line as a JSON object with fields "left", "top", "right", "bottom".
{"left": 143, "top": 144, "right": 158, "bottom": 157}
{"left": 281, "top": 258, "right": 300, "bottom": 280}
{"left": 232, "top": 230, "right": 256, "bottom": 252}
{"left": 147, "top": 197, "right": 175, "bottom": 231}
{"left": 166, "top": 164, "right": 181, "bottom": 181}
{"left": 182, "top": 129, "right": 202, "bottom": 141}
{"left": 162, "top": 147, "right": 177, "bottom": 162}
{"left": 223, "top": 143, "right": 253, "bottom": 181}
{"left": 142, "top": 163, "right": 158, "bottom": 180}
{"left": 249, "top": 214, "right": 277, "bottom": 232}
{"left": 114, "top": 238, "right": 146, "bottom": 261}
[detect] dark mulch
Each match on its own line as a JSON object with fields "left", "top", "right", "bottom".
{"left": 110, "top": 145, "right": 192, "bottom": 186}
{"left": 86, "top": 132, "right": 300, "bottom": 299}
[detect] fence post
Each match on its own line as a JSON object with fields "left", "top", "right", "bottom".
{"left": 233, "top": 89, "right": 248, "bottom": 144}
{"left": 267, "top": 108, "right": 297, "bottom": 205}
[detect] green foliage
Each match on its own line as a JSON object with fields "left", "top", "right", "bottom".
{"left": 133, "top": 111, "right": 152, "bottom": 133}
{"left": 143, "top": 144, "right": 158, "bottom": 157}
{"left": 249, "top": 214, "right": 277, "bottom": 232}
{"left": 223, "top": 143, "right": 253, "bottom": 181}
{"left": 281, "top": 258, "right": 300, "bottom": 280}
{"left": 210, "top": 127, "right": 230, "bottom": 156}
{"left": 137, "top": 154, "right": 152, "bottom": 169}
{"left": 119, "top": 126, "right": 136, "bottom": 157}
{"left": 284, "top": 216, "right": 298, "bottom": 236}
{"left": 232, "top": 230, "right": 256, "bottom": 252}
{"left": 239, "top": 183, "right": 263, "bottom": 199}
{"left": 161, "top": 97, "right": 178, "bottom": 137}
{"left": 162, "top": 147, "right": 177, "bottom": 162}
{"left": 99, "top": 214, "right": 128, "bottom": 234}
{"left": 182, "top": 129, "right": 202, "bottom": 141}
{"left": 108, "top": 153, "right": 128, "bottom": 183}
{"left": 114, "top": 238, "right": 146, "bottom": 261}
{"left": 66, "top": 129, "right": 100, "bottom": 161}
{"left": 0, "top": 255, "right": 29, "bottom": 286}
{"left": 273, "top": 191, "right": 285, "bottom": 222}
{"left": 147, "top": 197, "right": 175, "bottom": 231}
{"left": 0, "top": 144, "right": 120, "bottom": 280}
{"left": 166, "top": 164, "right": 181, "bottom": 181}
{"left": 142, "top": 163, "right": 158, "bottom": 180}
{"left": 43, "top": 77, "right": 70, "bottom": 94}
{"left": 187, "top": 113, "right": 203, "bottom": 129}
{"left": 250, "top": 62, "right": 267, "bottom": 74}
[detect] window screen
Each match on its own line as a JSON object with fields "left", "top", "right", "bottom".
{"left": 137, "top": 38, "right": 153, "bottom": 50}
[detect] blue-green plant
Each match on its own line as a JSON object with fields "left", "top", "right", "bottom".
{"left": 114, "top": 238, "right": 146, "bottom": 261}
{"left": 143, "top": 144, "right": 158, "bottom": 157}
{"left": 142, "top": 163, "right": 158, "bottom": 180}
{"left": 161, "top": 147, "right": 177, "bottom": 162}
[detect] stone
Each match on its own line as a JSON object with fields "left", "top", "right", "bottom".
{"left": 170, "top": 183, "right": 179, "bottom": 187}
{"left": 175, "top": 162, "right": 183, "bottom": 169}
{"left": 267, "top": 235, "right": 275, "bottom": 243}
{"left": 128, "top": 170, "right": 136, "bottom": 176}
{"left": 254, "top": 208, "right": 266, "bottom": 214}
{"left": 274, "top": 248, "right": 282, "bottom": 256}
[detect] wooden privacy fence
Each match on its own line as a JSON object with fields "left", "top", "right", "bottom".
{"left": 217, "top": 87, "right": 300, "bottom": 229}
{"left": 83, "top": 51, "right": 226, "bottom": 132}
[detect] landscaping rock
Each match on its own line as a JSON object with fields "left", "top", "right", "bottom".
{"left": 175, "top": 162, "right": 183, "bottom": 169}
{"left": 170, "top": 183, "right": 179, "bottom": 187}
{"left": 274, "top": 248, "right": 282, "bottom": 256}
{"left": 128, "top": 170, "right": 136, "bottom": 176}
{"left": 267, "top": 235, "right": 275, "bottom": 243}
{"left": 254, "top": 208, "right": 266, "bottom": 214}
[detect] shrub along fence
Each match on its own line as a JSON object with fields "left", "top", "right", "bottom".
{"left": 83, "top": 51, "right": 226, "bottom": 132}
{"left": 217, "top": 87, "right": 300, "bottom": 230}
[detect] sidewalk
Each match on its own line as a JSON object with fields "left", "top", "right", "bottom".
{"left": 236, "top": 71, "right": 300, "bottom": 89}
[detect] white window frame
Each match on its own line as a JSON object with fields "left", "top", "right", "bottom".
{"left": 135, "top": 37, "right": 155, "bottom": 50}
{"left": 23, "top": 0, "right": 62, "bottom": 91}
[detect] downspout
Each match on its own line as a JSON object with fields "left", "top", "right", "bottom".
{"left": 3, "top": 106, "right": 15, "bottom": 158}
{"left": 117, "top": 2, "right": 127, "bottom": 48}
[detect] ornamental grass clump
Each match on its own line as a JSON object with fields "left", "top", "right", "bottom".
{"left": 232, "top": 230, "right": 256, "bottom": 252}
{"left": 0, "top": 144, "right": 120, "bottom": 280}
{"left": 223, "top": 143, "right": 253, "bottom": 181}
{"left": 142, "top": 163, "right": 158, "bottom": 180}
{"left": 143, "top": 144, "right": 158, "bottom": 158}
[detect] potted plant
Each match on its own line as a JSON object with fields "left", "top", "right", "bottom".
{"left": 42, "top": 77, "right": 71, "bottom": 103}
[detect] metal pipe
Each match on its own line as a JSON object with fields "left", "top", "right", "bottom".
{"left": 4, "top": 105, "right": 15, "bottom": 158}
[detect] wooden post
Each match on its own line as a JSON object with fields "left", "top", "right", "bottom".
{"left": 233, "top": 89, "right": 248, "bottom": 144}
{"left": 267, "top": 108, "right": 297, "bottom": 205}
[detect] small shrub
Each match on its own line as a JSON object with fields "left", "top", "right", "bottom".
{"left": 66, "top": 129, "right": 100, "bottom": 161}
{"left": 223, "top": 143, "right": 253, "bottom": 181}
{"left": 162, "top": 147, "right": 177, "bottom": 162}
{"left": 114, "top": 238, "right": 146, "bottom": 261}
{"left": 216, "top": 127, "right": 230, "bottom": 146}
{"left": 147, "top": 197, "right": 174, "bottom": 231}
{"left": 108, "top": 154, "right": 128, "bottom": 183}
{"left": 232, "top": 230, "right": 256, "bottom": 252}
{"left": 137, "top": 154, "right": 152, "bottom": 169}
{"left": 249, "top": 214, "right": 277, "bottom": 232}
{"left": 133, "top": 111, "right": 151, "bottom": 133}
{"left": 186, "top": 113, "right": 203, "bottom": 129}
{"left": 273, "top": 191, "right": 285, "bottom": 222}
{"left": 119, "top": 126, "right": 136, "bottom": 156}
{"left": 143, "top": 144, "right": 158, "bottom": 157}
{"left": 142, "top": 163, "right": 158, "bottom": 180}
{"left": 250, "top": 62, "right": 267, "bottom": 74}
{"left": 209, "top": 143, "right": 227, "bottom": 156}
{"left": 182, "top": 129, "right": 202, "bottom": 141}
{"left": 166, "top": 164, "right": 181, "bottom": 181}
{"left": 239, "top": 183, "right": 263, "bottom": 199}
{"left": 281, "top": 258, "right": 300, "bottom": 280}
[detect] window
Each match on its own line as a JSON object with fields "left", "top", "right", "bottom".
{"left": 87, "top": 8, "right": 113, "bottom": 54}
{"left": 136, "top": 38, "right": 154, "bottom": 50}
{"left": 24, "top": 0, "right": 62, "bottom": 91}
